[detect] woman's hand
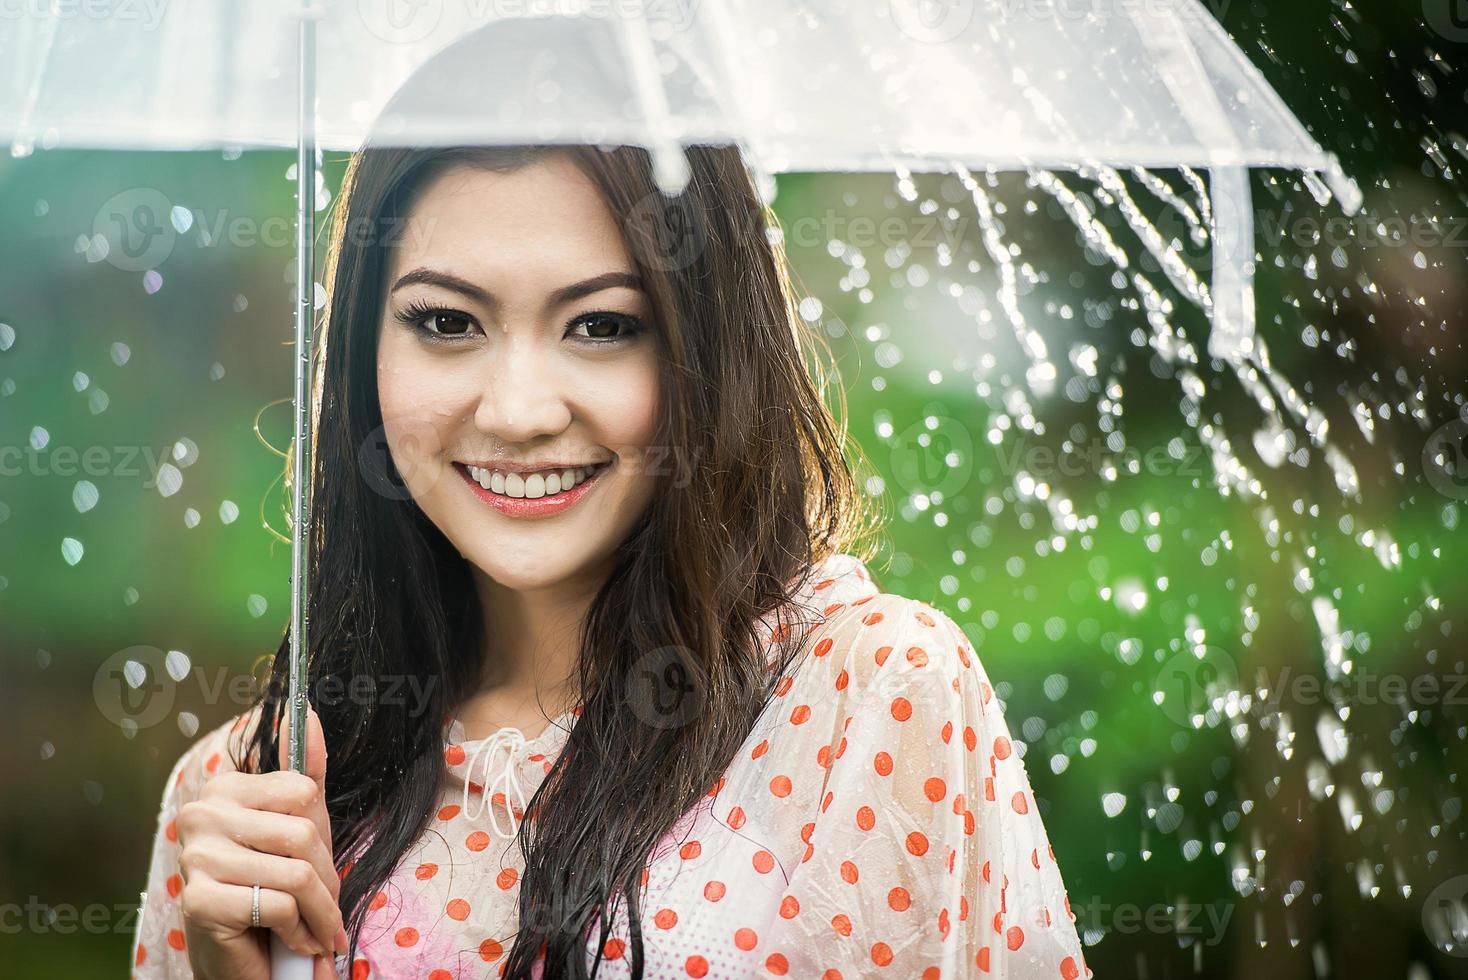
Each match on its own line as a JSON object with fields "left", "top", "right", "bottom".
{"left": 175, "top": 704, "right": 347, "bottom": 980}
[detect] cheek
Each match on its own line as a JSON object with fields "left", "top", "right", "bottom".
{"left": 375, "top": 333, "right": 459, "bottom": 488}
{"left": 585, "top": 355, "right": 661, "bottom": 453}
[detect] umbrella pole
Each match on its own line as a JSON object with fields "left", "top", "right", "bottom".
{"left": 271, "top": 4, "right": 318, "bottom": 979}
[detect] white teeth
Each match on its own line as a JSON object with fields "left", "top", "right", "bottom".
{"left": 465, "top": 462, "right": 604, "bottom": 499}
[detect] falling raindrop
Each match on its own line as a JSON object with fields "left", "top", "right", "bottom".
{"left": 155, "top": 463, "right": 183, "bottom": 497}
{"left": 220, "top": 500, "right": 240, "bottom": 524}
{"left": 247, "top": 594, "right": 268, "bottom": 618}
{"left": 72, "top": 481, "right": 99, "bottom": 513}
{"left": 60, "top": 537, "right": 83, "bottom": 565}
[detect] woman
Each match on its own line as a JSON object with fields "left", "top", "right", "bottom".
{"left": 130, "top": 82, "right": 1087, "bottom": 980}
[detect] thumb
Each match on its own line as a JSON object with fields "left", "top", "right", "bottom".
{"left": 277, "top": 701, "right": 329, "bottom": 789}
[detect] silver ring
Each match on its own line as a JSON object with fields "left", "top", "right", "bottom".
{"left": 250, "top": 884, "right": 262, "bottom": 929}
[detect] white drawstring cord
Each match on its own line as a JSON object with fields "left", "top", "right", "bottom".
{"left": 460, "top": 727, "right": 528, "bottom": 838}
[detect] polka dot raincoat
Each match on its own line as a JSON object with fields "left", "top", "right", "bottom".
{"left": 133, "top": 552, "right": 1088, "bottom": 978}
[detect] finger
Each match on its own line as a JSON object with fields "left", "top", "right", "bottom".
{"left": 195, "top": 847, "right": 343, "bottom": 954}
{"left": 275, "top": 702, "right": 334, "bottom": 859}
{"left": 276, "top": 702, "right": 328, "bottom": 792}
{"left": 315, "top": 953, "right": 338, "bottom": 980}
{"left": 183, "top": 877, "right": 323, "bottom": 959}
{"left": 210, "top": 806, "right": 341, "bottom": 903}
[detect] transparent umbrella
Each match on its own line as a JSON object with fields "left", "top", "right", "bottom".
{"left": 0, "top": 1, "right": 1363, "bottom": 976}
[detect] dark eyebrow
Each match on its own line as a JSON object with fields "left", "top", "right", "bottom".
{"left": 390, "top": 268, "right": 644, "bottom": 308}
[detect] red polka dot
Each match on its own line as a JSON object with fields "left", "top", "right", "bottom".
{"left": 840, "top": 861, "right": 860, "bottom": 884}
{"left": 994, "top": 736, "right": 1012, "bottom": 760}
{"left": 165, "top": 820, "right": 177, "bottom": 842}
{"left": 479, "top": 938, "right": 503, "bottom": 961}
{"left": 205, "top": 753, "right": 221, "bottom": 773}
{"left": 438, "top": 805, "right": 460, "bottom": 821}
{"left": 831, "top": 914, "right": 853, "bottom": 936}
{"left": 352, "top": 960, "right": 370, "bottom": 980}
{"left": 872, "top": 941, "right": 894, "bottom": 966}
{"left": 415, "top": 863, "right": 438, "bottom": 880}
{"left": 655, "top": 908, "right": 678, "bottom": 929}
{"left": 835, "top": 669, "right": 849, "bottom": 690}
{"left": 814, "top": 638, "right": 833, "bottom": 656}
{"left": 888, "top": 887, "right": 911, "bottom": 911}
{"left": 445, "top": 744, "right": 465, "bottom": 765}
{"left": 604, "top": 938, "right": 626, "bottom": 959}
{"left": 977, "top": 946, "right": 991, "bottom": 972}
{"left": 770, "top": 775, "right": 793, "bottom": 797}
{"left": 368, "top": 891, "right": 388, "bottom": 911}
{"left": 497, "top": 868, "right": 518, "bottom": 890}
{"left": 704, "top": 880, "right": 726, "bottom": 901}
{"left": 429, "top": 971, "right": 453, "bottom": 980}
{"left": 906, "top": 646, "right": 928, "bottom": 668}
{"left": 779, "top": 895, "right": 800, "bottom": 919}
{"left": 766, "top": 953, "right": 790, "bottom": 975}
{"left": 1062, "top": 956, "right": 1081, "bottom": 979}
{"left": 822, "top": 970, "right": 844, "bottom": 980}
{"left": 680, "top": 840, "right": 702, "bottom": 860}
{"left": 874, "top": 645, "right": 892, "bottom": 666}
{"left": 790, "top": 704, "right": 811, "bottom": 725}
{"left": 964, "top": 727, "right": 978, "bottom": 751}
{"left": 890, "top": 697, "right": 912, "bottom": 721}
{"left": 907, "top": 831, "right": 930, "bottom": 856}
{"left": 447, "top": 899, "right": 470, "bottom": 920}
{"left": 728, "top": 806, "right": 747, "bottom": 829}
{"left": 165, "top": 874, "right": 182, "bottom": 898}
{"left": 735, "top": 927, "right": 758, "bottom": 950}
{"left": 863, "top": 612, "right": 885, "bottom": 626}
{"left": 874, "top": 752, "right": 893, "bottom": 776}
{"left": 924, "top": 777, "right": 947, "bottom": 802}
{"left": 753, "top": 850, "right": 775, "bottom": 873}
{"left": 1006, "top": 926, "right": 1025, "bottom": 951}
{"left": 751, "top": 740, "right": 769, "bottom": 759}
{"left": 135, "top": 944, "right": 146, "bottom": 966}
{"left": 395, "top": 927, "right": 418, "bottom": 947}
{"left": 856, "top": 806, "right": 876, "bottom": 831}
{"left": 1012, "top": 792, "right": 1029, "bottom": 815}
{"left": 166, "top": 929, "right": 185, "bottom": 951}
{"left": 466, "top": 831, "right": 490, "bottom": 851}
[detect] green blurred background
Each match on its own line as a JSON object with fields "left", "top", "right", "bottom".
{"left": 2, "top": 0, "right": 1466, "bottom": 976}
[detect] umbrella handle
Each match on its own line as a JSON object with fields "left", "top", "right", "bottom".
{"left": 270, "top": 932, "right": 318, "bottom": 980}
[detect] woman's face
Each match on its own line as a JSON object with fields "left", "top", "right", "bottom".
{"left": 375, "top": 154, "right": 663, "bottom": 592}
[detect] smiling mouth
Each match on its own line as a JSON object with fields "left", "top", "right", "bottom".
{"left": 458, "top": 460, "right": 611, "bottom": 499}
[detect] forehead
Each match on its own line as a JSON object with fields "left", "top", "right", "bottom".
{"left": 386, "top": 155, "right": 635, "bottom": 278}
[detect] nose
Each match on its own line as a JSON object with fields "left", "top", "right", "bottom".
{"left": 471, "top": 325, "right": 573, "bottom": 444}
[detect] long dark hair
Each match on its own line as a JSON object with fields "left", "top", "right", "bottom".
{"left": 233, "top": 132, "right": 883, "bottom": 979}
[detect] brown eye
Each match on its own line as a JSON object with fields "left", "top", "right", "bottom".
{"left": 570, "top": 311, "right": 645, "bottom": 343}
{"left": 424, "top": 311, "right": 473, "bottom": 336}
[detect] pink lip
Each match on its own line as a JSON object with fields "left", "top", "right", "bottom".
{"left": 454, "top": 462, "right": 608, "bottom": 519}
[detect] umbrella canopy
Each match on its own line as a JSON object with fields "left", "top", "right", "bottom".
{"left": 3, "top": 0, "right": 1355, "bottom": 189}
